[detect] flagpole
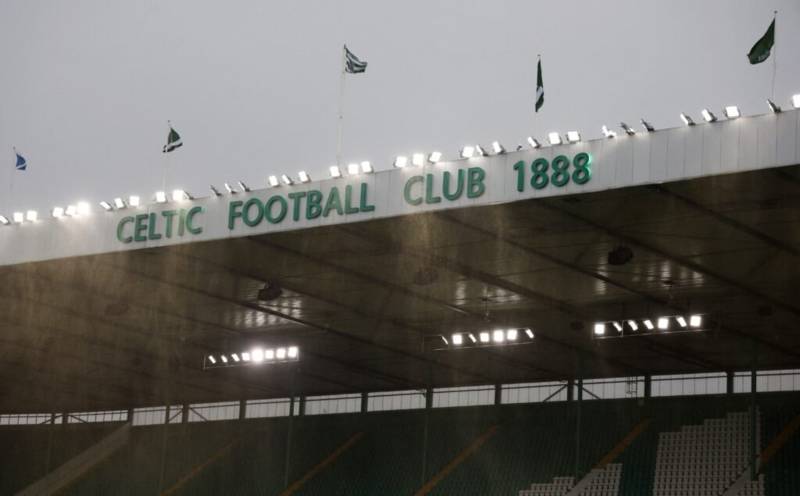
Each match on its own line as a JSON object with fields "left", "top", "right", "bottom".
{"left": 163, "top": 121, "right": 171, "bottom": 194}
{"left": 771, "top": 10, "right": 777, "bottom": 100}
{"left": 336, "top": 45, "right": 346, "bottom": 167}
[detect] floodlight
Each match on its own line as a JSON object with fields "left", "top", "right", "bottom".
{"left": 479, "top": 331, "right": 490, "bottom": 343}
{"left": 767, "top": 99, "right": 781, "bottom": 113}
{"left": 593, "top": 323, "right": 606, "bottom": 336}
{"left": 566, "top": 131, "right": 581, "bottom": 143}
{"left": 298, "top": 171, "right": 311, "bottom": 183}
{"left": 689, "top": 314, "right": 702, "bottom": 327}
{"left": 238, "top": 181, "right": 251, "bottom": 192}
{"left": 524, "top": 328, "right": 534, "bottom": 339}
{"left": 701, "top": 109, "right": 717, "bottom": 123}
{"left": 13, "top": 212, "right": 24, "bottom": 223}
{"left": 360, "top": 161, "right": 373, "bottom": 173}
{"left": 620, "top": 122, "right": 636, "bottom": 136}
{"left": 232, "top": 353, "right": 240, "bottom": 362}
{"left": 676, "top": 316, "right": 687, "bottom": 327}
{"left": 52, "top": 207, "right": 64, "bottom": 218}
{"left": 172, "top": 189, "right": 190, "bottom": 201}
{"left": 643, "top": 319, "right": 654, "bottom": 330}
{"left": 347, "top": 163, "right": 360, "bottom": 175}
{"left": 65, "top": 205, "right": 77, "bottom": 216}
{"left": 99, "top": 201, "right": 113, "bottom": 211}
{"left": 0, "top": 216, "right": 9, "bottom": 225}
{"left": 460, "top": 146, "right": 475, "bottom": 158}
{"left": 113, "top": 198, "right": 126, "bottom": 209}
{"left": 288, "top": 346, "right": 299, "bottom": 358}
{"left": 276, "top": 348, "right": 287, "bottom": 359}
{"left": 451, "top": 333, "right": 463, "bottom": 345}
{"left": 526, "top": 137, "right": 541, "bottom": 149}
{"left": 128, "top": 196, "right": 140, "bottom": 207}
{"left": 220, "top": 355, "right": 228, "bottom": 363}
{"left": 492, "top": 329, "right": 505, "bottom": 343}
{"left": 627, "top": 320, "right": 638, "bottom": 331}
{"left": 393, "top": 156, "right": 408, "bottom": 168}
{"left": 441, "top": 336, "right": 449, "bottom": 345}
{"left": 411, "top": 153, "right": 425, "bottom": 167}
{"left": 329, "top": 165, "right": 342, "bottom": 178}
{"left": 428, "top": 152, "right": 442, "bottom": 163}
{"left": 251, "top": 348, "right": 264, "bottom": 363}
{"left": 241, "top": 352, "right": 251, "bottom": 362}
{"left": 641, "top": 119, "right": 655, "bottom": 132}
{"left": 77, "top": 202, "right": 90, "bottom": 216}
{"left": 657, "top": 317, "right": 669, "bottom": 330}
{"left": 548, "top": 132, "right": 562, "bottom": 145}
{"left": 475, "top": 145, "right": 487, "bottom": 156}
{"left": 506, "top": 329, "right": 518, "bottom": 341}
{"left": 155, "top": 191, "right": 167, "bottom": 203}
{"left": 680, "top": 113, "right": 695, "bottom": 126}
{"left": 210, "top": 185, "right": 222, "bottom": 196}
{"left": 492, "top": 141, "right": 506, "bottom": 154}
{"left": 602, "top": 125, "right": 617, "bottom": 138}
{"left": 26, "top": 210, "right": 37, "bottom": 222}
{"left": 723, "top": 106, "right": 740, "bottom": 119}
{"left": 265, "top": 348, "right": 276, "bottom": 360}
{"left": 468, "top": 333, "right": 477, "bottom": 343}
{"left": 268, "top": 176, "right": 279, "bottom": 187}
{"left": 793, "top": 94, "right": 800, "bottom": 109}
{"left": 224, "top": 183, "right": 236, "bottom": 194}
{"left": 612, "top": 321, "right": 623, "bottom": 332}
{"left": 208, "top": 355, "right": 216, "bottom": 364}
{"left": 281, "top": 174, "right": 293, "bottom": 186}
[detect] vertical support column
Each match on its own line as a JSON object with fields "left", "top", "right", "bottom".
{"left": 567, "top": 379, "right": 575, "bottom": 402}
{"left": 239, "top": 400, "right": 247, "bottom": 420}
{"left": 494, "top": 383, "right": 502, "bottom": 406}
{"left": 726, "top": 371, "right": 734, "bottom": 395}
{"left": 61, "top": 412, "right": 68, "bottom": 425}
{"left": 575, "top": 354, "right": 583, "bottom": 479}
{"left": 127, "top": 408, "right": 134, "bottom": 424}
{"left": 644, "top": 375, "right": 652, "bottom": 399}
{"left": 181, "top": 404, "right": 189, "bottom": 424}
{"left": 299, "top": 396, "right": 306, "bottom": 417}
{"left": 750, "top": 342, "right": 758, "bottom": 481}
{"left": 361, "top": 392, "right": 369, "bottom": 413}
{"left": 421, "top": 387, "right": 433, "bottom": 487}
{"left": 284, "top": 366, "right": 298, "bottom": 488}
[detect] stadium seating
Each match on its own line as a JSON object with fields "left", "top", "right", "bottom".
{"left": 0, "top": 392, "right": 799, "bottom": 495}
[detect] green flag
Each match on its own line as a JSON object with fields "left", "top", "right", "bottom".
{"left": 747, "top": 18, "right": 775, "bottom": 65}
{"left": 163, "top": 124, "right": 183, "bottom": 153}
{"left": 535, "top": 58, "right": 544, "bottom": 112}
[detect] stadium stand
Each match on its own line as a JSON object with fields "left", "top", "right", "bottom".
{"left": 0, "top": 392, "right": 798, "bottom": 495}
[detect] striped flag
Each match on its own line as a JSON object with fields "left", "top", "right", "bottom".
{"left": 535, "top": 57, "right": 544, "bottom": 112}
{"left": 344, "top": 45, "right": 367, "bottom": 74}
{"left": 14, "top": 148, "right": 26, "bottom": 171}
{"left": 163, "top": 124, "right": 183, "bottom": 153}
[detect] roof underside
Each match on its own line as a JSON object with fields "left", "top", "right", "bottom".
{"left": 2, "top": 164, "right": 800, "bottom": 414}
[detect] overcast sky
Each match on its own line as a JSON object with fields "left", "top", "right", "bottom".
{"left": 0, "top": 0, "right": 797, "bottom": 214}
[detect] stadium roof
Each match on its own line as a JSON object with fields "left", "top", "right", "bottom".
{"left": 1, "top": 110, "right": 799, "bottom": 413}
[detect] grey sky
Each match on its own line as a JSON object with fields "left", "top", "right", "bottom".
{"left": 0, "top": 0, "right": 797, "bottom": 214}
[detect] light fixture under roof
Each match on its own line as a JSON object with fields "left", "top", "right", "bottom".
{"left": 526, "top": 137, "right": 541, "bottom": 149}
{"left": 460, "top": 146, "right": 475, "bottom": 158}
{"left": 627, "top": 320, "right": 638, "bottom": 331}
{"left": 680, "top": 113, "right": 695, "bottom": 126}
{"left": 566, "top": 131, "right": 581, "bottom": 143}
{"left": 99, "top": 201, "right": 113, "bottom": 211}
{"left": 172, "top": 189, "right": 190, "bottom": 201}
{"left": 155, "top": 191, "right": 167, "bottom": 203}
{"left": 0, "top": 215, "right": 9, "bottom": 225}
{"left": 612, "top": 321, "right": 623, "bottom": 332}
{"left": 594, "top": 323, "right": 606, "bottom": 336}
{"left": 701, "top": 108, "right": 717, "bottom": 123}
{"left": 451, "top": 333, "right": 463, "bottom": 345}
{"left": 288, "top": 346, "right": 299, "bottom": 358}
{"left": 347, "top": 163, "right": 360, "bottom": 175}
{"left": 237, "top": 181, "right": 251, "bottom": 192}
{"left": 767, "top": 99, "right": 781, "bottom": 113}
{"left": 640, "top": 119, "right": 655, "bottom": 132}
{"left": 723, "top": 106, "right": 740, "bottom": 119}
{"left": 602, "top": 125, "right": 617, "bottom": 138}
{"left": 525, "top": 328, "right": 534, "bottom": 339}
{"left": 491, "top": 141, "right": 505, "bottom": 154}
{"left": 547, "top": 132, "right": 561, "bottom": 145}
{"left": 77, "top": 202, "right": 90, "bottom": 216}
{"left": 231, "top": 353, "right": 240, "bottom": 362}
{"left": 689, "top": 314, "right": 702, "bottom": 327}
{"left": 329, "top": 165, "right": 342, "bottom": 178}
{"left": 475, "top": 145, "right": 487, "bottom": 156}
{"left": 492, "top": 329, "right": 505, "bottom": 343}
{"left": 113, "top": 198, "right": 126, "bottom": 209}
{"left": 251, "top": 348, "right": 264, "bottom": 363}
{"left": 52, "top": 207, "right": 64, "bottom": 218}
{"left": 793, "top": 94, "right": 800, "bottom": 109}
{"left": 676, "top": 316, "right": 687, "bottom": 327}
{"left": 393, "top": 156, "right": 408, "bottom": 168}
{"left": 65, "top": 205, "right": 77, "bottom": 216}
{"left": 26, "top": 210, "right": 37, "bottom": 222}
{"left": 427, "top": 152, "right": 442, "bottom": 164}
{"left": 360, "top": 161, "right": 373, "bottom": 173}
{"left": 210, "top": 185, "right": 222, "bottom": 196}
{"left": 268, "top": 175, "right": 280, "bottom": 187}
{"left": 643, "top": 319, "right": 654, "bottom": 330}
{"left": 479, "top": 331, "right": 490, "bottom": 343}
{"left": 280, "top": 174, "right": 293, "bottom": 186}
{"left": 128, "top": 196, "right": 140, "bottom": 207}
{"left": 657, "top": 317, "right": 669, "bottom": 330}
{"left": 208, "top": 355, "right": 216, "bottom": 364}
{"left": 411, "top": 153, "right": 425, "bottom": 167}
{"left": 13, "top": 212, "right": 24, "bottom": 223}
{"left": 506, "top": 329, "right": 518, "bottom": 341}
{"left": 298, "top": 171, "right": 311, "bottom": 183}
{"left": 620, "top": 122, "right": 636, "bottom": 136}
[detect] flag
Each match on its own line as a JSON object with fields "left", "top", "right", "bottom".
{"left": 14, "top": 149, "right": 26, "bottom": 171}
{"left": 344, "top": 45, "right": 367, "bottom": 74}
{"left": 535, "top": 58, "right": 544, "bottom": 112}
{"left": 163, "top": 125, "right": 183, "bottom": 153}
{"left": 747, "top": 18, "right": 775, "bottom": 65}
